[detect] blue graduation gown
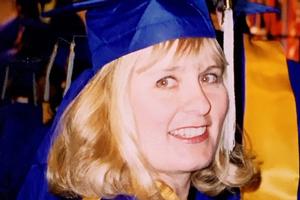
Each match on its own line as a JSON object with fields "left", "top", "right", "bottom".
{"left": 0, "top": 102, "right": 48, "bottom": 200}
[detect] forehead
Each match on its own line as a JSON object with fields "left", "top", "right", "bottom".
{"left": 130, "top": 38, "right": 225, "bottom": 73}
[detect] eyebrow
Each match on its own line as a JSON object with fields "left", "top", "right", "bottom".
{"left": 163, "top": 64, "right": 225, "bottom": 74}
{"left": 162, "top": 65, "right": 182, "bottom": 72}
{"left": 137, "top": 65, "right": 183, "bottom": 74}
{"left": 202, "top": 65, "right": 225, "bottom": 73}
{"left": 135, "top": 59, "right": 159, "bottom": 74}
{"left": 136, "top": 63, "right": 225, "bottom": 74}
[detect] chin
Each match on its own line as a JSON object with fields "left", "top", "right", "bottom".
{"left": 175, "top": 159, "right": 213, "bottom": 172}
{"left": 192, "top": 161, "right": 212, "bottom": 171}
{"left": 182, "top": 152, "right": 215, "bottom": 170}
{"left": 194, "top": 153, "right": 215, "bottom": 170}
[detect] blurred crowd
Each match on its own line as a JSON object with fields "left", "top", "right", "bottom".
{"left": 0, "top": 0, "right": 90, "bottom": 199}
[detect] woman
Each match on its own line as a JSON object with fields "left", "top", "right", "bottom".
{"left": 46, "top": 0, "right": 258, "bottom": 199}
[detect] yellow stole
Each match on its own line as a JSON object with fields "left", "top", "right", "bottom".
{"left": 242, "top": 35, "right": 299, "bottom": 199}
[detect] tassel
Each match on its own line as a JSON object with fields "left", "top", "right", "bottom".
{"left": 63, "top": 40, "right": 76, "bottom": 96}
{"left": 1, "top": 65, "right": 9, "bottom": 100}
{"left": 44, "top": 42, "right": 58, "bottom": 102}
{"left": 32, "top": 73, "right": 37, "bottom": 106}
{"left": 222, "top": 0, "right": 236, "bottom": 151}
{"left": 42, "top": 43, "right": 58, "bottom": 124}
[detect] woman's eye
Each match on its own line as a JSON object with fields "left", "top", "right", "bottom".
{"left": 156, "top": 76, "right": 177, "bottom": 88}
{"left": 201, "top": 73, "right": 220, "bottom": 84}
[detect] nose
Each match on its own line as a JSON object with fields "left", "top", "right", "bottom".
{"left": 180, "top": 82, "right": 211, "bottom": 116}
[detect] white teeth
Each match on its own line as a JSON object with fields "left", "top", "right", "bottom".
{"left": 169, "top": 127, "right": 206, "bottom": 138}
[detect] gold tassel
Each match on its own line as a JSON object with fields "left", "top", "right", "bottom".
{"left": 44, "top": 42, "right": 58, "bottom": 102}
{"left": 1, "top": 65, "right": 9, "bottom": 100}
{"left": 32, "top": 73, "right": 37, "bottom": 106}
{"left": 63, "top": 40, "right": 76, "bottom": 96}
{"left": 42, "top": 43, "right": 58, "bottom": 124}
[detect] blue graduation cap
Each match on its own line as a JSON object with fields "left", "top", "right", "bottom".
{"left": 43, "top": 0, "right": 216, "bottom": 70}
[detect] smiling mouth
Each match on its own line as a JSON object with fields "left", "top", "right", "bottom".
{"left": 169, "top": 127, "right": 206, "bottom": 138}
{"left": 168, "top": 127, "right": 209, "bottom": 143}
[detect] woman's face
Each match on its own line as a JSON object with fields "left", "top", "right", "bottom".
{"left": 129, "top": 39, "right": 228, "bottom": 176}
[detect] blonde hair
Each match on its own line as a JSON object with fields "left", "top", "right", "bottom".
{"left": 47, "top": 38, "right": 259, "bottom": 199}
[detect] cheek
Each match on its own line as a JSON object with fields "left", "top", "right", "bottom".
{"left": 130, "top": 86, "right": 176, "bottom": 131}
{"left": 213, "top": 93, "right": 228, "bottom": 118}
{"left": 129, "top": 88, "right": 177, "bottom": 167}
{"left": 208, "top": 88, "right": 228, "bottom": 131}
{"left": 218, "top": 90, "right": 228, "bottom": 120}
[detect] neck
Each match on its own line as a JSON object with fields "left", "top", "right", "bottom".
{"left": 157, "top": 172, "right": 191, "bottom": 200}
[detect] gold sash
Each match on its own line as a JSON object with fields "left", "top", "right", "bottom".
{"left": 242, "top": 35, "right": 299, "bottom": 200}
